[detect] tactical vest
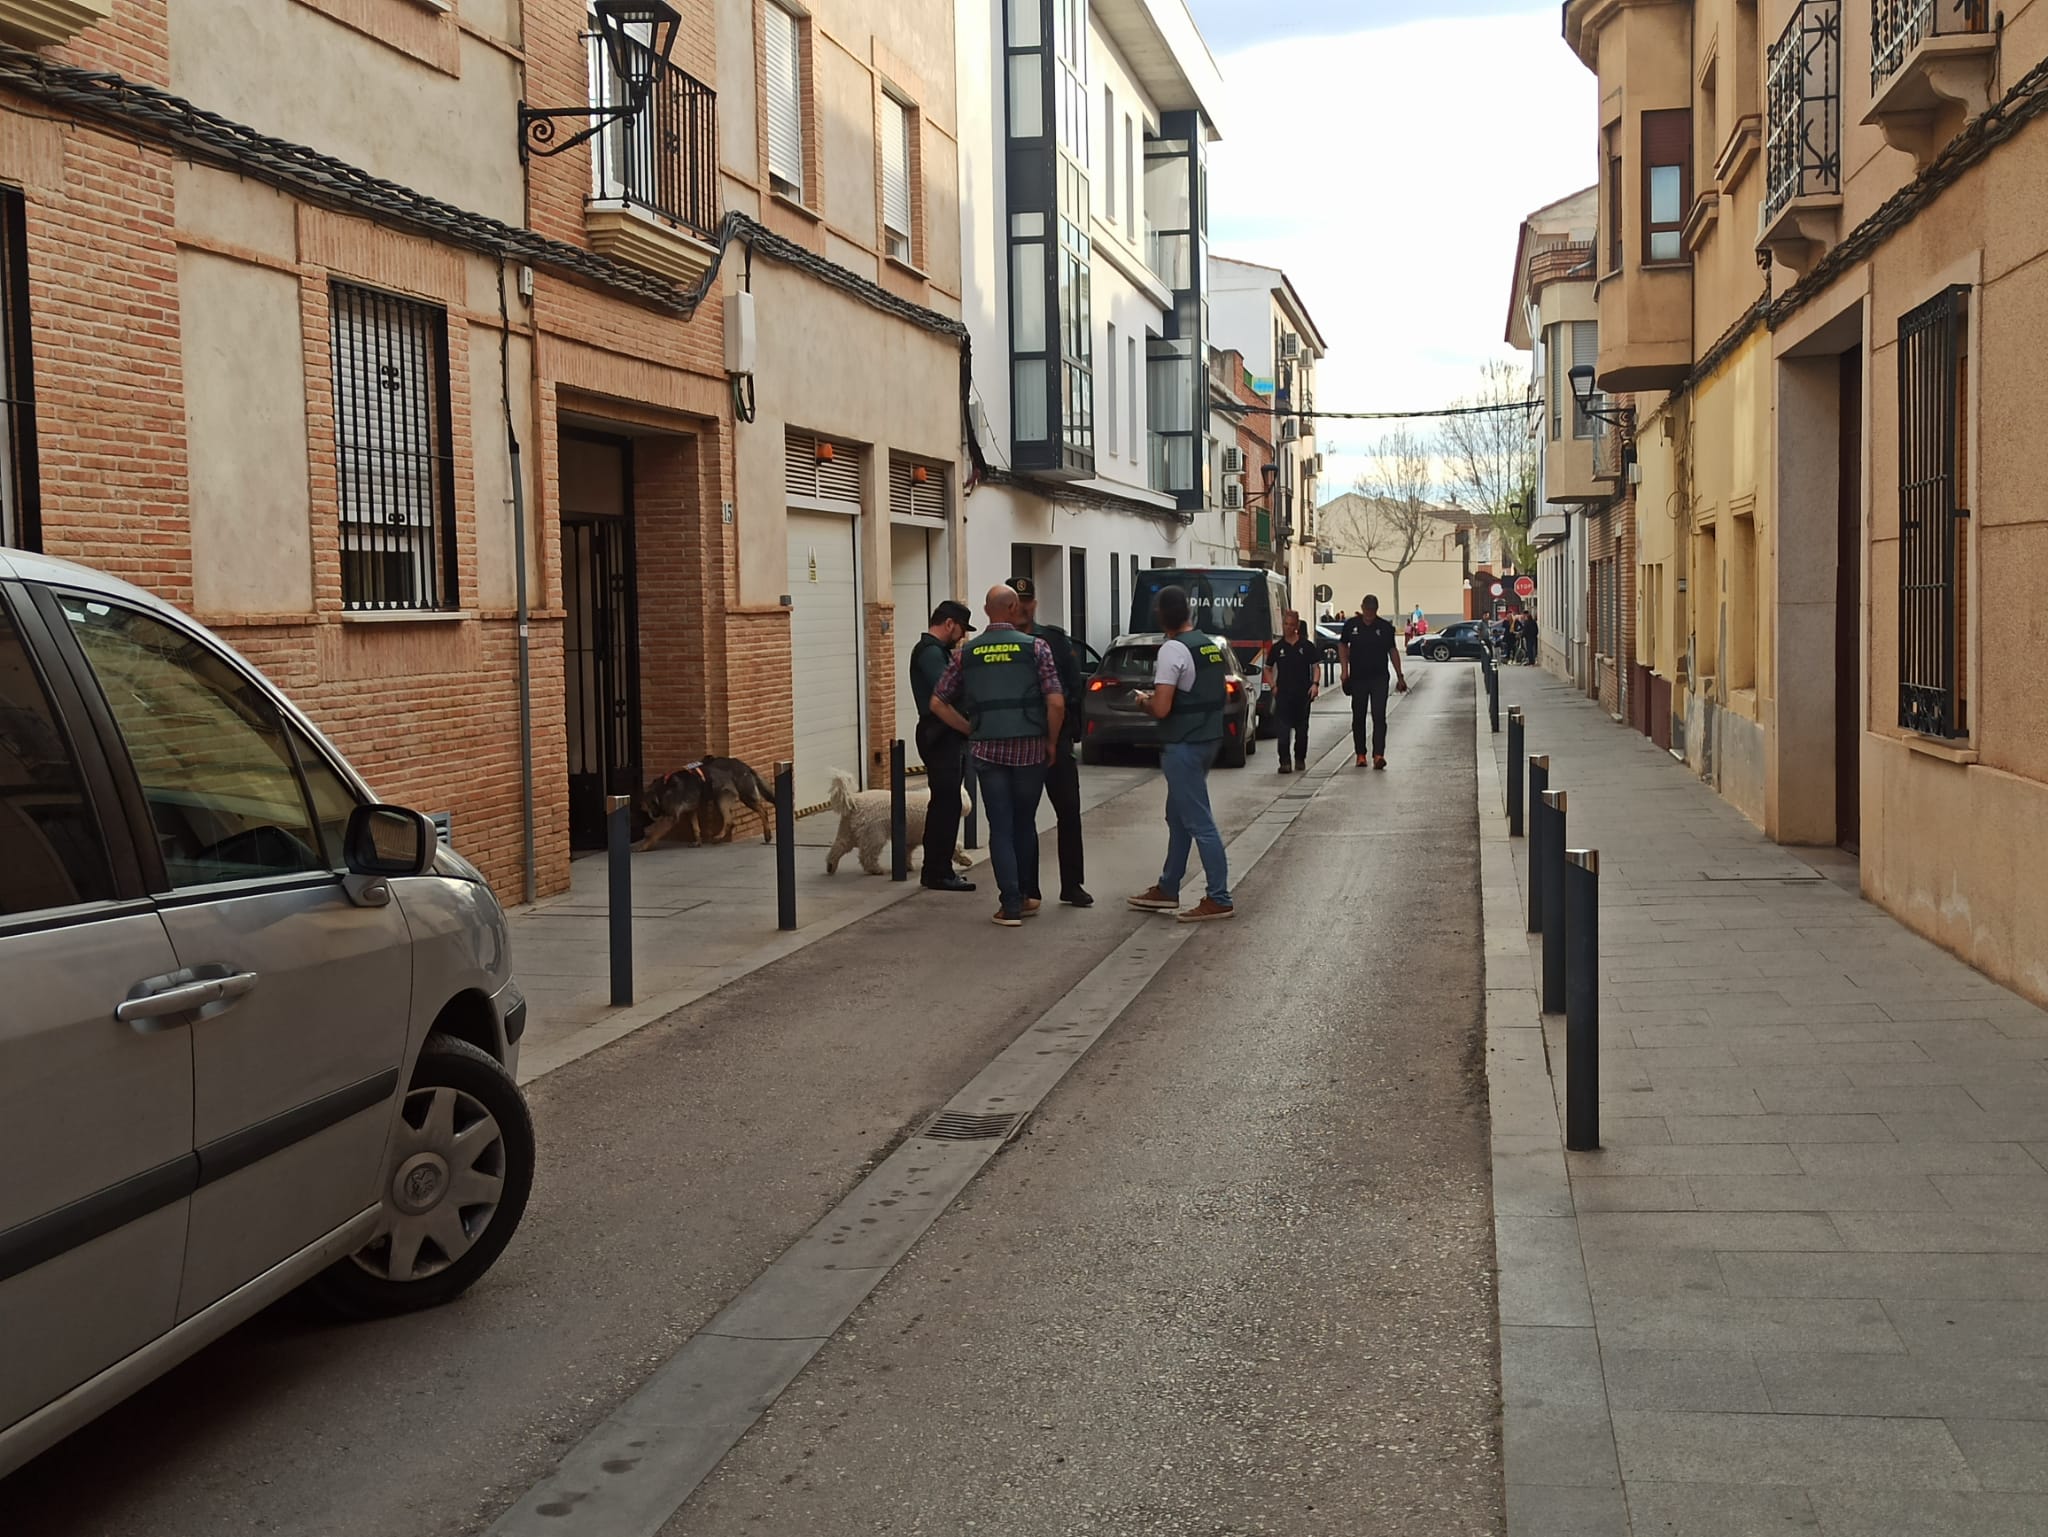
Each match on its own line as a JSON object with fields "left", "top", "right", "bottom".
{"left": 1158, "top": 629, "right": 1229, "bottom": 745}
{"left": 959, "top": 631, "right": 1047, "bottom": 741}
{"left": 909, "top": 633, "right": 951, "bottom": 720}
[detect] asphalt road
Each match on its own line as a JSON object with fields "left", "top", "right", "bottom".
{"left": 0, "top": 669, "right": 1499, "bottom": 1536}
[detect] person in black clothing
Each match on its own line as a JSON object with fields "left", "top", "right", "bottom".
{"left": 1009, "top": 575, "right": 1093, "bottom": 907}
{"left": 909, "top": 599, "right": 976, "bottom": 892}
{"left": 1263, "top": 608, "right": 1321, "bottom": 773}
{"left": 1338, "top": 594, "right": 1408, "bottom": 770}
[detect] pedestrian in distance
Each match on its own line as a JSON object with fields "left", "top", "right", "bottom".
{"left": 1338, "top": 594, "right": 1408, "bottom": 770}
{"left": 1264, "top": 607, "right": 1321, "bottom": 774}
{"left": 1007, "top": 575, "right": 1092, "bottom": 907}
{"left": 908, "top": 598, "right": 977, "bottom": 894}
{"left": 1521, "top": 609, "right": 1540, "bottom": 666}
{"left": 927, "top": 585, "right": 1065, "bottom": 927}
{"left": 1126, "top": 585, "right": 1235, "bottom": 923}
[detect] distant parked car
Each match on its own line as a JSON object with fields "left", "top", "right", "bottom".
{"left": 1079, "top": 634, "right": 1257, "bottom": 768}
{"left": 1408, "top": 620, "right": 1495, "bottom": 663}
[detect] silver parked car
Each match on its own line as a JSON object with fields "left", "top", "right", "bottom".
{"left": 0, "top": 549, "right": 532, "bottom": 1478}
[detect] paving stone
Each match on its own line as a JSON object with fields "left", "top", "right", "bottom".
{"left": 1500, "top": 1324, "right": 1607, "bottom": 1409}
{"left": 1946, "top": 1418, "right": 2048, "bottom": 1492}
{"left": 1808, "top": 1489, "right": 2048, "bottom": 1535}
{"left": 1572, "top": 1176, "right": 1695, "bottom": 1212}
{"left": 1603, "top": 1115, "right": 1675, "bottom": 1145}
{"left": 1730, "top": 1041, "right": 1935, "bottom": 1067}
{"left": 1576, "top": 1210, "right": 1844, "bottom": 1252}
{"left": 1505, "top": 1481, "right": 1629, "bottom": 1537}
{"left": 1567, "top": 1144, "right": 1802, "bottom": 1178}
{"left": 1833, "top": 1211, "right": 2048, "bottom": 1253}
{"left": 1591, "top": 1294, "right": 1902, "bottom": 1354}
{"left": 1847, "top": 1061, "right": 2048, "bottom": 1088}
{"left": 1753, "top": 1086, "right": 1981, "bottom": 1116}
{"left": 1650, "top": 1065, "right": 1852, "bottom": 1091}
{"left": 1601, "top": 1088, "right": 1771, "bottom": 1117}
{"left": 1683, "top": 1173, "right": 1948, "bottom": 1211}
{"left": 1612, "top": 1409, "right": 1975, "bottom": 1490}
{"left": 1503, "top": 1402, "right": 1621, "bottom": 1488}
{"left": 1718, "top": 1250, "right": 2048, "bottom": 1300}
{"left": 1623, "top": 1480, "right": 1821, "bottom": 1535}
{"left": 1883, "top": 1298, "right": 2048, "bottom": 1356}
{"left": 1601, "top": 1350, "right": 1773, "bottom": 1413}
{"left": 1932, "top": 1173, "right": 2048, "bottom": 1212}
{"left": 1497, "top": 1215, "right": 1595, "bottom": 1328}
{"left": 1581, "top": 1245, "right": 1727, "bottom": 1301}
{"left": 1755, "top": 1350, "right": 2048, "bottom": 1418}
{"left": 1793, "top": 1142, "right": 2044, "bottom": 1177}
{"left": 1665, "top": 1114, "right": 1895, "bottom": 1144}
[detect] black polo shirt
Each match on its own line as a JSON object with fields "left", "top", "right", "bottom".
{"left": 1268, "top": 634, "right": 1321, "bottom": 698}
{"left": 1339, "top": 615, "right": 1400, "bottom": 681}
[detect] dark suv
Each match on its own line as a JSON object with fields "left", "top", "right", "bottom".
{"left": 1079, "top": 634, "right": 1257, "bottom": 768}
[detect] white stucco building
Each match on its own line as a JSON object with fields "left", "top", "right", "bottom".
{"left": 955, "top": 0, "right": 1227, "bottom": 654}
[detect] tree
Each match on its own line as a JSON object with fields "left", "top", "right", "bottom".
{"left": 1329, "top": 427, "right": 1438, "bottom": 617}
{"left": 1438, "top": 359, "right": 1539, "bottom": 575}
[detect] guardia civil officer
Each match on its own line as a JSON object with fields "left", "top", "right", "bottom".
{"left": 928, "top": 585, "right": 1065, "bottom": 927}
{"left": 1007, "top": 575, "right": 1092, "bottom": 907}
{"left": 1125, "top": 584, "right": 1235, "bottom": 922}
{"left": 909, "top": 599, "right": 976, "bottom": 892}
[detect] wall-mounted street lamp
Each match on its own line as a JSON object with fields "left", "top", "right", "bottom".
{"left": 1567, "top": 363, "right": 1638, "bottom": 475}
{"left": 520, "top": 0, "right": 682, "bottom": 160}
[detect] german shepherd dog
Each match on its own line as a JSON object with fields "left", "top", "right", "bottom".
{"left": 635, "top": 757, "right": 776, "bottom": 849}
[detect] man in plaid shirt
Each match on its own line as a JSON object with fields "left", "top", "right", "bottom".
{"left": 929, "top": 585, "right": 1066, "bottom": 926}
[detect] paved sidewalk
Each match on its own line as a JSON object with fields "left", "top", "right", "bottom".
{"left": 1482, "top": 669, "right": 2048, "bottom": 1537}
{"left": 505, "top": 757, "right": 1159, "bottom": 1082}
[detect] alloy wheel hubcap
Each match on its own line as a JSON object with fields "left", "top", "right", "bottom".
{"left": 351, "top": 1083, "right": 507, "bottom": 1283}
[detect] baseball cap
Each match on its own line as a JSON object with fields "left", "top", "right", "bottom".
{"left": 932, "top": 599, "right": 976, "bottom": 631}
{"left": 1007, "top": 575, "right": 1037, "bottom": 599}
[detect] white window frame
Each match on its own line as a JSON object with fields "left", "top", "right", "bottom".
{"left": 1105, "top": 321, "right": 1118, "bottom": 456}
{"left": 881, "top": 90, "right": 913, "bottom": 262}
{"left": 765, "top": 2, "right": 805, "bottom": 202}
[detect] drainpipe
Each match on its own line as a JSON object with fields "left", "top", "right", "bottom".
{"left": 499, "top": 261, "right": 537, "bottom": 905}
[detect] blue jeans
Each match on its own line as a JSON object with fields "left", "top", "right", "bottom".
{"left": 976, "top": 758, "right": 1046, "bottom": 914}
{"left": 1158, "top": 740, "right": 1230, "bottom": 906}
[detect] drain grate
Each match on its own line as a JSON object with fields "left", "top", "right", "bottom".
{"left": 920, "top": 1110, "right": 1027, "bottom": 1142}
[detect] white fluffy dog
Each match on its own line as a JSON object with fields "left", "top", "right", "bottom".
{"left": 825, "top": 769, "right": 973, "bottom": 876}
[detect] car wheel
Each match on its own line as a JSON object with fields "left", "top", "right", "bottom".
{"left": 1430, "top": 642, "right": 1453, "bottom": 662}
{"left": 1217, "top": 726, "right": 1248, "bottom": 768}
{"left": 307, "top": 1035, "right": 535, "bottom": 1319}
{"left": 1080, "top": 741, "right": 1105, "bottom": 766}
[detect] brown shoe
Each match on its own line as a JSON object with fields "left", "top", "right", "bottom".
{"left": 1355, "top": 754, "right": 1370, "bottom": 767}
{"left": 1021, "top": 898, "right": 1042, "bottom": 917}
{"left": 1127, "top": 886, "right": 1179, "bottom": 912}
{"left": 1373, "top": 756, "right": 1388, "bottom": 771}
{"left": 1177, "top": 897, "right": 1236, "bottom": 923}
{"left": 991, "top": 908, "right": 1024, "bottom": 927}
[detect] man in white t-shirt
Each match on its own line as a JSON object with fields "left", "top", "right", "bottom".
{"left": 1125, "top": 585, "right": 1234, "bottom": 922}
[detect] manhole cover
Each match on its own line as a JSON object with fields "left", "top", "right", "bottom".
{"left": 921, "top": 1110, "right": 1027, "bottom": 1142}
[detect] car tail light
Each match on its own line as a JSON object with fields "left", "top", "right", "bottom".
{"left": 1089, "top": 678, "right": 1106, "bottom": 691}
{"left": 1225, "top": 679, "right": 1241, "bottom": 695}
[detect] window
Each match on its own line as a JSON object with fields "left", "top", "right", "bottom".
{"left": 1546, "top": 325, "right": 1564, "bottom": 441}
{"left": 1729, "top": 505, "right": 1757, "bottom": 691}
{"left": 1642, "top": 109, "right": 1691, "bottom": 263}
{"left": 1123, "top": 114, "right": 1135, "bottom": 234}
{"left": 330, "top": 282, "right": 458, "bottom": 612}
{"left": 0, "top": 188, "right": 39, "bottom": 552}
{"left": 0, "top": 599, "right": 111, "bottom": 914}
{"left": 1571, "top": 321, "right": 1598, "bottom": 438}
{"left": 1127, "top": 334, "right": 1138, "bottom": 463}
{"left": 1897, "top": 284, "right": 1971, "bottom": 739}
{"left": 1110, "top": 552, "right": 1121, "bottom": 622}
{"left": 56, "top": 595, "right": 331, "bottom": 889}
{"left": 1606, "top": 142, "right": 1623, "bottom": 273}
{"left": 1070, "top": 547, "right": 1088, "bottom": 643}
{"left": 765, "top": 2, "right": 805, "bottom": 201}
{"left": 1105, "top": 322, "right": 1118, "bottom": 456}
{"left": 1103, "top": 86, "right": 1116, "bottom": 217}
{"left": 881, "top": 92, "right": 913, "bottom": 263}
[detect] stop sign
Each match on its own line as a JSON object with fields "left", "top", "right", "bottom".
{"left": 1515, "top": 576, "right": 1536, "bottom": 599}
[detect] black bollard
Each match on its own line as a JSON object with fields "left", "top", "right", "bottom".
{"left": 889, "top": 739, "right": 909, "bottom": 882}
{"left": 1507, "top": 707, "right": 1525, "bottom": 837}
{"left": 1564, "top": 848, "right": 1601, "bottom": 1151}
{"left": 1540, "top": 789, "right": 1568, "bottom": 1014}
{"left": 1527, "top": 754, "right": 1550, "bottom": 934}
{"left": 1486, "top": 656, "right": 1501, "bottom": 733}
{"left": 606, "top": 794, "right": 633, "bottom": 1007}
{"left": 963, "top": 753, "right": 980, "bottom": 851}
{"left": 775, "top": 761, "right": 796, "bottom": 932}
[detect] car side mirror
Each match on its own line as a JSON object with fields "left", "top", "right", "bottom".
{"left": 345, "top": 805, "right": 436, "bottom": 879}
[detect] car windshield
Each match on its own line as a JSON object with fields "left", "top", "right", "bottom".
{"left": 1103, "top": 646, "right": 1159, "bottom": 680}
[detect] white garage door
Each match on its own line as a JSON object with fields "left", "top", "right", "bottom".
{"left": 891, "top": 525, "right": 933, "bottom": 763}
{"left": 788, "top": 511, "right": 863, "bottom": 810}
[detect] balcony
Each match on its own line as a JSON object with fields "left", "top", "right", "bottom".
{"left": 583, "top": 33, "right": 721, "bottom": 286}
{"left": 1758, "top": 0, "right": 1843, "bottom": 276}
{"left": 0, "top": 0, "right": 109, "bottom": 48}
{"left": 1865, "top": 0, "right": 1996, "bottom": 167}
{"left": 1254, "top": 508, "right": 1274, "bottom": 557}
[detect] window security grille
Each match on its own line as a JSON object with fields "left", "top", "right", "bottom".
{"left": 881, "top": 93, "right": 912, "bottom": 261}
{"left": 1896, "top": 284, "right": 1970, "bottom": 739}
{"left": 765, "top": 3, "right": 804, "bottom": 199}
{"left": 888, "top": 456, "right": 946, "bottom": 521}
{"left": 330, "top": 282, "right": 457, "bottom": 611}
{"left": 0, "top": 187, "right": 40, "bottom": 551}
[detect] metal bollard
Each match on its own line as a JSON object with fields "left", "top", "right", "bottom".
{"left": 1507, "top": 707, "right": 1525, "bottom": 837}
{"left": 963, "top": 753, "right": 981, "bottom": 851}
{"left": 1527, "top": 754, "right": 1550, "bottom": 934}
{"left": 1486, "top": 656, "right": 1501, "bottom": 733}
{"left": 1564, "top": 848, "right": 1601, "bottom": 1151}
{"left": 1540, "top": 789, "right": 1568, "bottom": 1015}
{"left": 775, "top": 761, "right": 796, "bottom": 932}
{"left": 889, "top": 739, "right": 909, "bottom": 883}
{"left": 606, "top": 794, "right": 633, "bottom": 1007}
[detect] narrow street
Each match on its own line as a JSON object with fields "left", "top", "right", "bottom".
{"left": 0, "top": 674, "right": 1501, "bottom": 1537}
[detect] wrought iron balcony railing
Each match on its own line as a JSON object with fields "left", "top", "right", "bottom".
{"left": 588, "top": 30, "right": 720, "bottom": 243}
{"left": 1872, "top": 0, "right": 1992, "bottom": 91}
{"left": 1765, "top": 0, "right": 1843, "bottom": 228}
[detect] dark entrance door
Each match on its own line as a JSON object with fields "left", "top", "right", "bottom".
{"left": 562, "top": 436, "right": 641, "bottom": 850}
{"left": 1836, "top": 347, "right": 1863, "bottom": 852}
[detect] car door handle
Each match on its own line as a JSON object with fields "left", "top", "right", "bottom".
{"left": 116, "top": 970, "right": 259, "bottom": 1027}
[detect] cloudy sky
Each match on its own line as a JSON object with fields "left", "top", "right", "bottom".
{"left": 1188, "top": 0, "right": 1596, "bottom": 496}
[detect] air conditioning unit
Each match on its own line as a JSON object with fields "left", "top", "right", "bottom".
{"left": 1280, "top": 418, "right": 1300, "bottom": 443}
{"left": 1279, "top": 332, "right": 1301, "bottom": 361}
{"left": 1223, "top": 483, "right": 1245, "bottom": 510}
{"left": 1221, "top": 446, "right": 1246, "bottom": 475}
{"left": 1306, "top": 454, "right": 1322, "bottom": 476}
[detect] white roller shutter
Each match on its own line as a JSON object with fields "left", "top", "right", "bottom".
{"left": 765, "top": 4, "right": 804, "bottom": 198}
{"left": 881, "top": 94, "right": 911, "bottom": 260}
{"left": 787, "top": 511, "right": 863, "bottom": 810}
{"left": 891, "top": 525, "right": 933, "bottom": 760}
